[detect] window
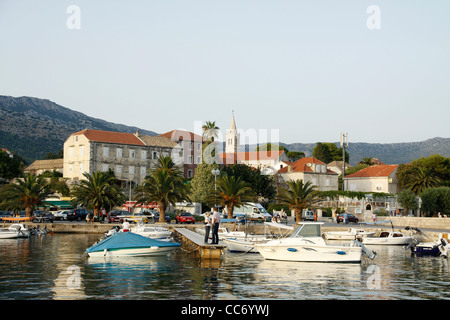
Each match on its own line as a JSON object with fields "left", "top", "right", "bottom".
{"left": 130, "top": 149, "right": 135, "bottom": 158}
{"left": 79, "top": 163, "right": 84, "bottom": 173}
{"left": 152, "top": 151, "right": 158, "bottom": 159}
{"left": 140, "top": 166, "right": 147, "bottom": 175}
{"left": 188, "top": 155, "right": 193, "bottom": 164}
{"left": 103, "top": 147, "right": 109, "bottom": 157}
{"left": 129, "top": 165, "right": 135, "bottom": 175}
{"left": 187, "top": 169, "right": 193, "bottom": 178}
{"left": 69, "top": 147, "right": 74, "bottom": 157}
{"left": 196, "top": 156, "right": 201, "bottom": 164}
{"left": 188, "top": 142, "right": 193, "bottom": 150}
{"left": 79, "top": 146, "right": 85, "bottom": 157}
{"left": 116, "top": 148, "right": 123, "bottom": 158}
{"left": 102, "top": 164, "right": 109, "bottom": 172}
{"left": 116, "top": 165, "right": 122, "bottom": 174}
{"left": 68, "top": 164, "right": 73, "bottom": 172}
{"left": 141, "top": 150, "right": 147, "bottom": 160}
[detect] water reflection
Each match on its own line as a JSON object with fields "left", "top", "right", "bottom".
{"left": 0, "top": 234, "right": 449, "bottom": 300}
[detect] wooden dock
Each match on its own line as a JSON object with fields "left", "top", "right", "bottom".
{"left": 174, "top": 228, "right": 226, "bottom": 260}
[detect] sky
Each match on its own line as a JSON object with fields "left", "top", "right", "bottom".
{"left": 0, "top": 1, "right": 449, "bottom": 145}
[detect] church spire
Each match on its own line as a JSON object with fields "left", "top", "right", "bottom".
{"left": 226, "top": 111, "right": 240, "bottom": 154}
{"left": 230, "top": 110, "right": 237, "bottom": 131}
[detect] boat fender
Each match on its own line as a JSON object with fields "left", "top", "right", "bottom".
{"left": 287, "top": 248, "right": 297, "bottom": 252}
{"left": 336, "top": 251, "right": 346, "bottom": 255}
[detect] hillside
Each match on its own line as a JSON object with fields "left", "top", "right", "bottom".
{"left": 281, "top": 137, "right": 450, "bottom": 165}
{"left": 1, "top": 95, "right": 449, "bottom": 165}
{"left": 0, "top": 95, "right": 157, "bottom": 163}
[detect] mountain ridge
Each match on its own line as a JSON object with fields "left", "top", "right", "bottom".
{"left": 1, "top": 95, "right": 449, "bottom": 165}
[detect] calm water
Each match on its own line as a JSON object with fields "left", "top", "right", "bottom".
{"left": 0, "top": 233, "right": 449, "bottom": 300}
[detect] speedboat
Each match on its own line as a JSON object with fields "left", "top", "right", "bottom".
{"left": 130, "top": 221, "right": 172, "bottom": 241}
{"left": 362, "top": 230, "right": 413, "bottom": 245}
{"left": 406, "top": 227, "right": 450, "bottom": 257}
{"left": 223, "top": 222, "right": 294, "bottom": 253}
{"left": 323, "top": 228, "right": 376, "bottom": 240}
{"left": 254, "top": 222, "right": 377, "bottom": 263}
{"left": 0, "top": 224, "right": 31, "bottom": 239}
{"left": 85, "top": 231, "right": 181, "bottom": 257}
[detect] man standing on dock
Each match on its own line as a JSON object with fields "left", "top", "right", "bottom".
{"left": 211, "top": 207, "right": 221, "bottom": 244}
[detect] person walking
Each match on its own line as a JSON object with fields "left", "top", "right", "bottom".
{"left": 204, "top": 212, "right": 212, "bottom": 243}
{"left": 211, "top": 207, "right": 221, "bottom": 244}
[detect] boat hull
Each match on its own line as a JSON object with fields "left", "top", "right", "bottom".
{"left": 0, "top": 231, "right": 20, "bottom": 239}
{"left": 362, "top": 237, "right": 412, "bottom": 245}
{"left": 87, "top": 245, "right": 179, "bottom": 257}
{"left": 411, "top": 242, "right": 441, "bottom": 256}
{"left": 223, "top": 238, "right": 264, "bottom": 253}
{"left": 255, "top": 242, "right": 363, "bottom": 263}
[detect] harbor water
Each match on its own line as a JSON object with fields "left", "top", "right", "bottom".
{"left": 0, "top": 233, "right": 449, "bottom": 300}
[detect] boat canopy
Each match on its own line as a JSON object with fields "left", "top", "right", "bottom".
{"left": 85, "top": 232, "right": 180, "bottom": 254}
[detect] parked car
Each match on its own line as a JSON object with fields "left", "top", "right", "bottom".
{"left": 176, "top": 212, "right": 196, "bottom": 224}
{"left": 153, "top": 212, "right": 172, "bottom": 223}
{"left": 0, "top": 211, "right": 12, "bottom": 218}
{"left": 303, "top": 210, "right": 315, "bottom": 221}
{"left": 32, "top": 210, "right": 54, "bottom": 223}
{"left": 67, "top": 208, "right": 91, "bottom": 221}
{"left": 336, "top": 213, "right": 359, "bottom": 224}
{"left": 53, "top": 210, "right": 71, "bottom": 221}
{"left": 107, "top": 210, "right": 130, "bottom": 223}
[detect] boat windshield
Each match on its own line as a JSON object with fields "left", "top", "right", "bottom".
{"left": 291, "top": 223, "right": 322, "bottom": 238}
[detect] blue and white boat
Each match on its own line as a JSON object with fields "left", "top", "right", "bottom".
{"left": 85, "top": 231, "right": 180, "bottom": 257}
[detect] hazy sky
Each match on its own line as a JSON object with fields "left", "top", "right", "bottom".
{"left": 1, "top": 1, "right": 449, "bottom": 144}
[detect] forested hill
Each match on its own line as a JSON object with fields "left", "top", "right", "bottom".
{"left": 1, "top": 95, "right": 449, "bottom": 165}
{"left": 0, "top": 95, "right": 157, "bottom": 163}
{"left": 282, "top": 137, "right": 450, "bottom": 165}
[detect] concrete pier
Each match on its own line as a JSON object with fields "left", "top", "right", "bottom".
{"left": 173, "top": 228, "right": 226, "bottom": 260}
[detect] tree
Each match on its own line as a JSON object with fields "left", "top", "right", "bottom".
{"left": 202, "top": 121, "right": 219, "bottom": 142}
{"left": 221, "top": 164, "right": 276, "bottom": 202}
{"left": 209, "top": 175, "right": 256, "bottom": 219}
{"left": 397, "top": 155, "right": 450, "bottom": 193}
{"left": 397, "top": 189, "right": 418, "bottom": 215}
{"left": 312, "top": 142, "right": 349, "bottom": 164}
{"left": 70, "top": 171, "right": 126, "bottom": 219}
{"left": 134, "top": 155, "right": 188, "bottom": 222}
{"left": 256, "top": 143, "right": 288, "bottom": 154}
{"left": 0, "top": 174, "right": 52, "bottom": 217}
{"left": 276, "top": 179, "right": 323, "bottom": 222}
{"left": 404, "top": 166, "right": 442, "bottom": 195}
{"left": 39, "top": 170, "right": 70, "bottom": 197}
{"left": 420, "top": 187, "right": 450, "bottom": 217}
{"left": 287, "top": 151, "right": 305, "bottom": 161}
{"left": 0, "top": 150, "right": 26, "bottom": 183}
{"left": 188, "top": 163, "right": 220, "bottom": 208}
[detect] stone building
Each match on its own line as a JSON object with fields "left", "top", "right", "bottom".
{"left": 63, "top": 129, "right": 176, "bottom": 186}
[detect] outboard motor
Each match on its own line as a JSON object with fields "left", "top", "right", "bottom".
{"left": 439, "top": 238, "right": 449, "bottom": 258}
{"left": 351, "top": 240, "right": 377, "bottom": 260}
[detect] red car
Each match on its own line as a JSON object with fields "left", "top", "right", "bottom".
{"left": 176, "top": 212, "right": 196, "bottom": 224}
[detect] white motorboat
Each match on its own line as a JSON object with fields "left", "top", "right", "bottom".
{"left": 131, "top": 222, "right": 172, "bottom": 241}
{"left": 406, "top": 227, "right": 450, "bottom": 257}
{"left": 0, "top": 224, "right": 31, "bottom": 239}
{"left": 323, "top": 228, "right": 376, "bottom": 240}
{"left": 85, "top": 232, "right": 181, "bottom": 257}
{"left": 362, "top": 231, "right": 413, "bottom": 245}
{"left": 255, "top": 222, "right": 377, "bottom": 263}
{"left": 223, "top": 222, "right": 294, "bottom": 253}
{"left": 196, "top": 227, "right": 247, "bottom": 240}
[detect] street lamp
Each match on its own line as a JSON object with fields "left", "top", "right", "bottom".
{"left": 211, "top": 168, "right": 220, "bottom": 209}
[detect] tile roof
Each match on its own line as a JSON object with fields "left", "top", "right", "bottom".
{"left": 25, "top": 159, "right": 64, "bottom": 171}
{"left": 219, "top": 151, "right": 284, "bottom": 164}
{"left": 278, "top": 157, "right": 338, "bottom": 174}
{"left": 73, "top": 129, "right": 145, "bottom": 146}
{"left": 344, "top": 164, "right": 399, "bottom": 178}
{"left": 158, "top": 130, "right": 203, "bottom": 142}
{"left": 137, "top": 135, "right": 177, "bottom": 148}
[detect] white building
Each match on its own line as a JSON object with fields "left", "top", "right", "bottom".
{"left": 278, "top": 157, "right": 339, "bottom": 191}
{"left": 343, "top": 164, "right": 399, "bottom": 194}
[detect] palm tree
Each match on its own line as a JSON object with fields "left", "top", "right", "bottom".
{"left": 70, "top": 171, "right": 126, "bottom": 219}
{"left": 0, "top": 174, "right": 52, "bottom": 217}
{"left": 209, "top": 175, "right": 256, "bottom": 219}
{"left": 202, "top": 121, "right": 219, "bottom": 142}
{"left": 276, "top": 179, "right": 323, "bottom": 223}
{"left": 134, "top": 169, "right": 188, "bottom": 223}
{"left": 405, "top": 166, "right": 442, "bottom": 194}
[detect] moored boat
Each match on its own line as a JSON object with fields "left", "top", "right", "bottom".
{"left": 255, "top": 222, "right": 376, "bottom": 263}
{"left": 85, "top": 231, "right": 180, "bottom": 257}
{"left": 323, "top": 228, "right": 376, "bottom": 240}
{"left": 361, "top": 231, "right": 413, "bottom": 245}
{"left": 130, "top": 221, "right": 172, "bottom": 241}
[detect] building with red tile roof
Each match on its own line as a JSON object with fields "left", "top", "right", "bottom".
{"left": 64, "top": 129, "right": 176, "bottom": 185}
{"left": 343, "top": 164, "right": 399, "bottom": 193}
{"left": 278, "top": 157, "right": 339, "bottom": 191}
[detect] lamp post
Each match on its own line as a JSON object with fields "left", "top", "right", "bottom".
{"left": 212, "top": 168, "right": 220, "bottom": 209}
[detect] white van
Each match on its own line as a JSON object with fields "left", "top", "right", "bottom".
{"left": 303, "top": 210, "right": 315, "bottom": 221}
{"left": 226, "top": 203, "right": 271, "bottom": 220}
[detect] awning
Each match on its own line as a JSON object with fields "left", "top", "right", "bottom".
{"left": 43, "top": 200, "right": 73, "bottom": 208}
